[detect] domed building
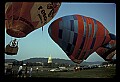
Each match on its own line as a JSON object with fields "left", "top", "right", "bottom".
{"left": 48, "top": 55, "right": 52, "bottom": 64}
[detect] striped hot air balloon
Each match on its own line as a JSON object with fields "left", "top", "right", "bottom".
{"left": 96, "top": 33, "right": 116, "bottom": 61}
{"left": 48, "top": 14, "right": 116, "bottom": 64}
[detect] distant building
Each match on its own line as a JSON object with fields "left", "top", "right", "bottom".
{"left": 48, "top": 55, "right": 52, "bottom": 64}
{"left": 5, "top": 63, "right": 13, "bottom": 68}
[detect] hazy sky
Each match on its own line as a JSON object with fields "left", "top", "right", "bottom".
{"left": 5, "top": 2, "right": 116, "bottom": 62}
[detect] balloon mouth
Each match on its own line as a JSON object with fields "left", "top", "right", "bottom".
{"left": 6, "top": 20, "right": 35, "bottom": 38}
{"left": 6, "top": 28, "right": 26, "bottom": 38}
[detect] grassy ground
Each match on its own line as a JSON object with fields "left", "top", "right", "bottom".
{"left": 5, "top": 65, "right": 116, "bottom": 78}
{"left": 31, "top": 66, "right": 116, "bottom": 78}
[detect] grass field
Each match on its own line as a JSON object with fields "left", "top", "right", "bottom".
{"left": 5, "top": 65, "right": 116, "bottom": 78}
{"left": 31, "top": 66, "right": 116, "bottom": 78}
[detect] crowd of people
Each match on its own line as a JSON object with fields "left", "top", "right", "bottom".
{"left": 5, "top": 65, "right": 36, "bottom": 78}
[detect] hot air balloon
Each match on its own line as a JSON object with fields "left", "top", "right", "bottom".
{"left": 96, "top": 33, "right": 116, "bottom": 61}
{"left": 48, "top": 14, "right": 116, "bottom": 64}
{"left": 5, "top": 2, "right": 61, "bottom": 38}
{"left": 5, "top": 2, "right": 61, "bottom": 55}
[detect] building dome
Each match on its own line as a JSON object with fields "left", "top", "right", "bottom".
{"left": 48, "top": 55, "right": 52, "bottom": 63}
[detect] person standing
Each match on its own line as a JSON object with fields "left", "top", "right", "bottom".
{"left": 10, "top": 39, "right": 18, "bottom": 47}
{"left": 29, "top": 67, "right": 32, "bottom": 77}
{"left": 17, "top": 65, "right": 23, "bottom": 77}
{"left": 24, "top": 66, "right": 28, "bottom": 77}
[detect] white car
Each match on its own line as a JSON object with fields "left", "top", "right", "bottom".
{"left": 50, "top": 68, "right": 61, "bottom": 72}
{"left": 50, "top": 68, "right": 68, "bottom": 72}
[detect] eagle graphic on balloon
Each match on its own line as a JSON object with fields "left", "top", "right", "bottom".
{"left": 5, "top": 2, "right": 116, "bottom": 64}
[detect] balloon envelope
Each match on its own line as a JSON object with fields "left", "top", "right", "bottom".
{"left": 48, "top": 14, "right": 116, "bottom": 64}
{"left": 96, "top": 33, "right": 116, "bottom": 61}
{"left": 5, "top": 2, "right": 61, "bottom": 38}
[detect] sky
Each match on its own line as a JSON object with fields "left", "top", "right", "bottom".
{"left": 5, "top": 2, "right": 116, "bottom": 62}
